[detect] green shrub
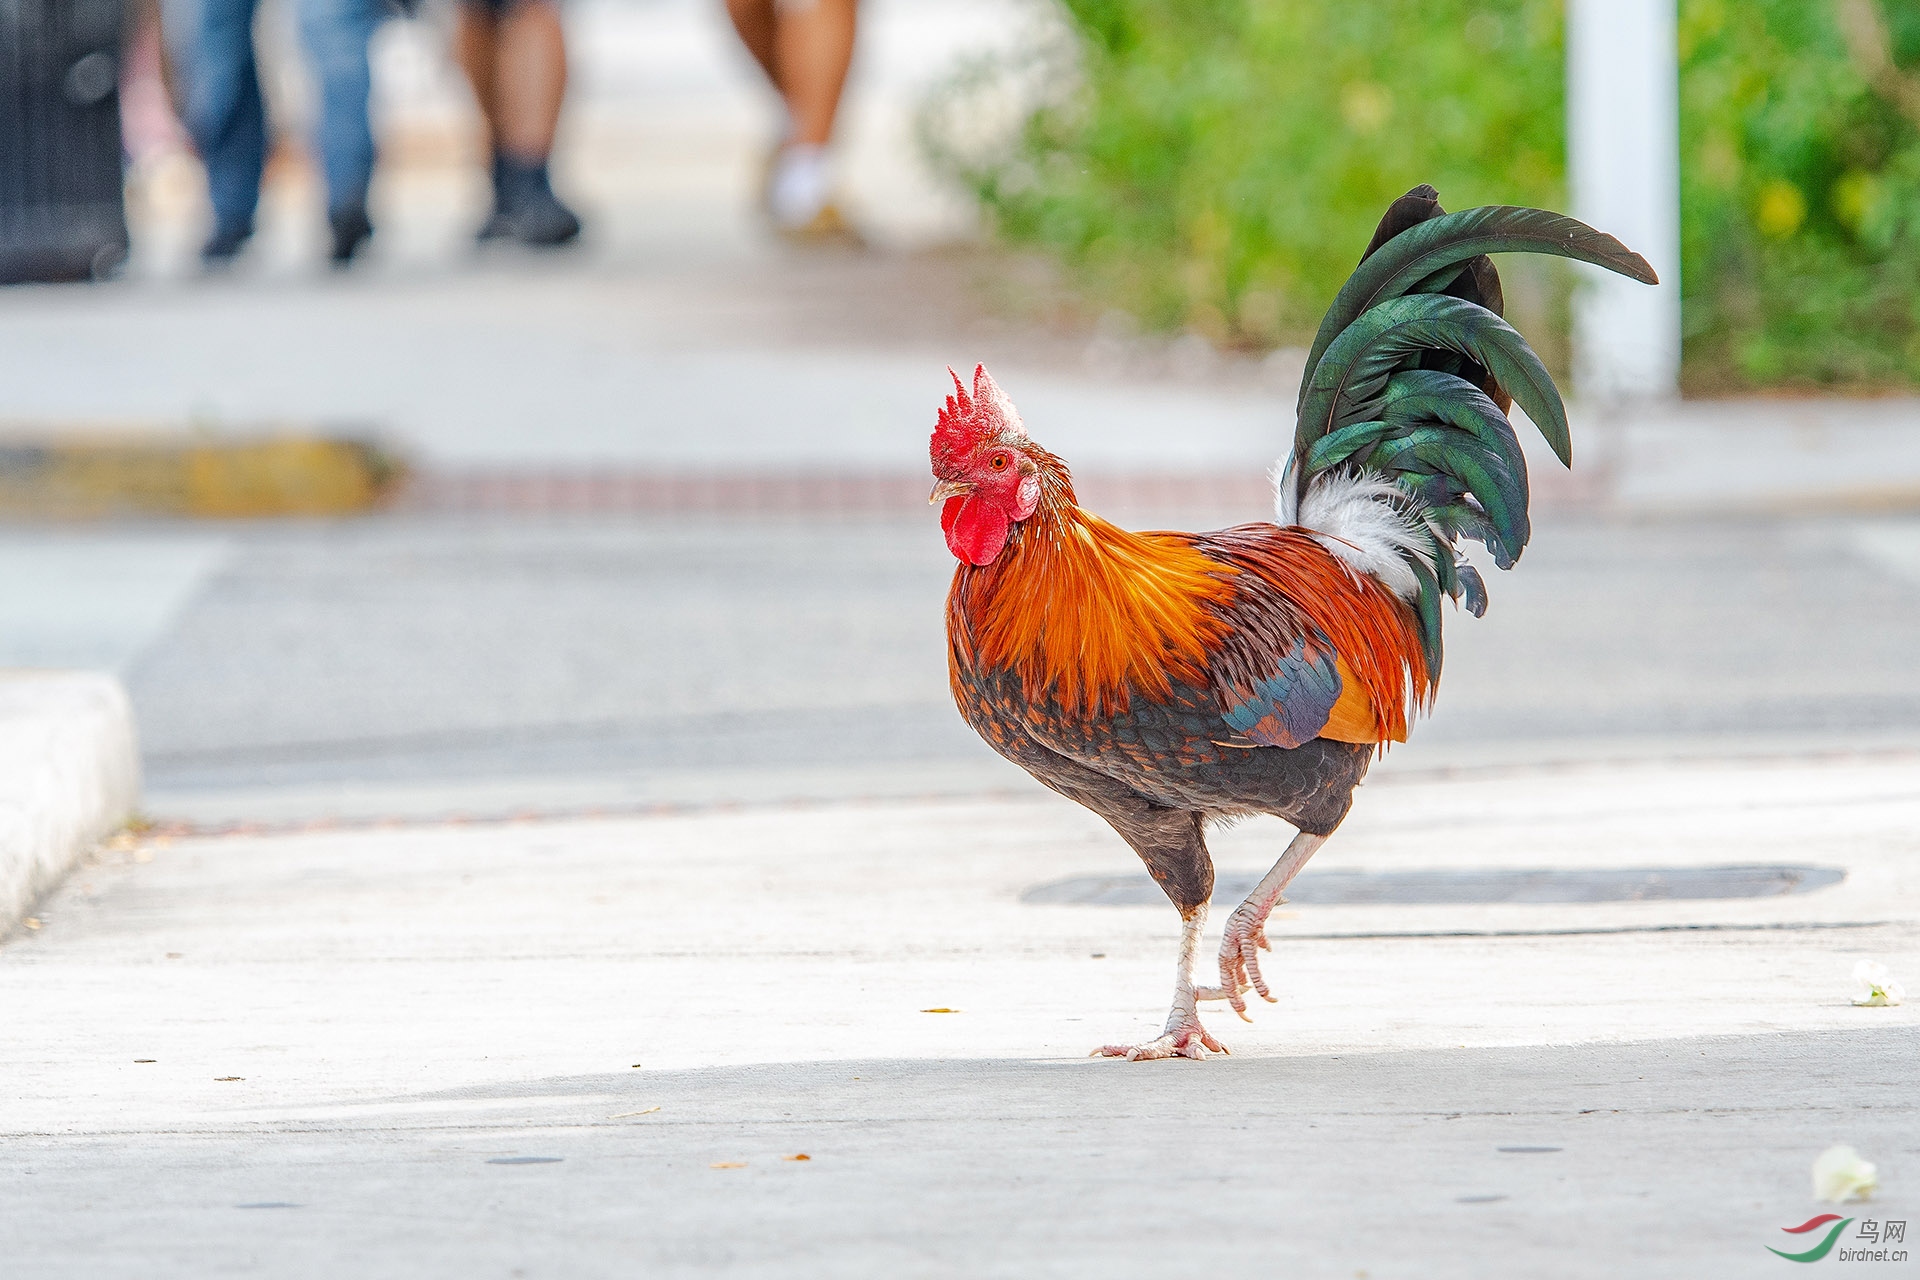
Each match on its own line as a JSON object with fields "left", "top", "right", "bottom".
{"left": 924, "top": 1, "right": 1566, "bottom": 351}
{"left": 1681, "top": 0, "right": 1920, "bottom": 390}
{"left": 928, "top": 0, "right": 1920, "bottom": 391}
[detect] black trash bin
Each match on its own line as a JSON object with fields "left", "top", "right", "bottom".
{"left": 0, "top": 0, "right": 129, "bottom": 284}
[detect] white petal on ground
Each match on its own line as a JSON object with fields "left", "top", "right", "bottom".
{"left": 1852, "top": 959, "right": 1906, "bottom": 1007}
{"left": 1812, "top": 1144, "right": 1879, "bottom": 1203}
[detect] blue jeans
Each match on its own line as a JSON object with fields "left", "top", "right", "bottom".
{"left": 171, "top": 0, "right": 383, "bottom": 231}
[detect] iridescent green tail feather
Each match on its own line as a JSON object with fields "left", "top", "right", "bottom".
{"left": 1284, "top": 186, "right": 1657, "bottom": 676}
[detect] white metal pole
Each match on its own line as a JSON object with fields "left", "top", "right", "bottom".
{"left": 1567, "top": 0, "right": 1682, "bottom": 401}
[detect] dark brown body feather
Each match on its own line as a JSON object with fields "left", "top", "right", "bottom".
{"left": 953, "top": 655, "right": 1371, "bottom": 913}
{"left": 946, "top": 496, "right": 1390, "bottom": 916}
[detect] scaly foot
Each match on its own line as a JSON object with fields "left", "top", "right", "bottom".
{"left": 1094, "top": 1003, "right": 1227, "bottom": 1061}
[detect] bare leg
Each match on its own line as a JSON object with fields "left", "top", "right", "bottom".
{"left": 723, "top": 0, "right": 781, "bottom": 92}
{"left": 456, "top": 0, "right": 566, "bottom": 160}
{"left": 723, "top": 0, "right": 855, "bottom": 144}
{"left": 490, "top": 0, "right": 567, "bottom": 161}
{"left": 775, "top": 0, "right": 856, "bottom": 147}
{"left": 1202, "top": 830, "right": 1328, "bottom": 1017}
{"left": 1096, "top": 906, "right": 1227, "bottom": 1061}
{"left": 452, "top": 5, "right": 498, "bottom": 140}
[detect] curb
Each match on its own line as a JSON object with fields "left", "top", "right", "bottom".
{"left": 0, "top": 671, "right": 140, "bottom": 936}
{"left": 0, "top": 433, "right": 403, "bottom": 518}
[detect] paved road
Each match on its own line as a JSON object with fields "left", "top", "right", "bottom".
{"left": 6, "top": 756, "right": 1916, "bottom": 1277}
{"left": 0, "top": 505, "right": 1914, "bottom": 826}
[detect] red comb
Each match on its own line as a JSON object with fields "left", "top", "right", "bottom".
{"left": 931, "top": 364, "right": 1025, "bottom": 471}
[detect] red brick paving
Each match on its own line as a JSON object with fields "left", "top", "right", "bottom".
{"left": 393, "top": 464, "right": 1607, "bottom": 516}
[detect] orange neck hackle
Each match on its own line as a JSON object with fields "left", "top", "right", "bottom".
{"left": 947, "top": 448, "right": 1430, "bottom": 743}
{"left": 948, "top": 448, "right": 1237, "bottom": 719}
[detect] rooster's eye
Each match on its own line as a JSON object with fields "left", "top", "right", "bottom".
{"left": 990, "top": 455, "right": 1007, "bottom": 470}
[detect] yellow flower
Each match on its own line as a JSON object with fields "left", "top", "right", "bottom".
{"left": 1755, "top": 179, "right": 1807, "bottom": 238}
{"left": 1831, "top": 170, "right": 1878, "bottom": 232}
{"left": 1340, "top": 82, "right": 1393, "bottom": 135}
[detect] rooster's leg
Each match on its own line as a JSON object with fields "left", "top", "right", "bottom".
{"left": 1203, "top": 831, "right": 1328, "bottom": 1017}
{"left": 1094, "top": 905, "right": 1227, "bottom": 1061}
{"left": 1088, "top": 803, "right": 1227, "bottom": 1059}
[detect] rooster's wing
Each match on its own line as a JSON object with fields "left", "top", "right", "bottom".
{"left": 953, "top": 526, "right": 1374, "bottom": 817}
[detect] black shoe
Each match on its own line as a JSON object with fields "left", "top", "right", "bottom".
{"left": 201, "top": 221, "right": 253, "bottom": 266}
{"left": 475, "top": 209, "right": 514, "bottom": 242}
{"left": 482, "top": 154, "right": 582, "bottom": 247}
{"left": 328, "top": 203, "right": 373, "bottom": 267}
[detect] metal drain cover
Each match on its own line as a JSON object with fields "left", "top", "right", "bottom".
{"left": 1021, "top": 865, "right": 1845, "bottom": 907}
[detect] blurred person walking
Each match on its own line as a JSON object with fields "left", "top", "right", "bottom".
{"left": 453, "top": 0, "right": 581, "bottom": 246}
{"left": 173, "top": 0, "right": 386, "bottom": 265}
{"left": 724, "top": 0, "right": 860, "bottom": 243}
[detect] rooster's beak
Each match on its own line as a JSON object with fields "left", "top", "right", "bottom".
{"left": 929, "top": 479, "right": 973, "bottom": 504}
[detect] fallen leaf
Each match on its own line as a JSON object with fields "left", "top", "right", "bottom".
{"left": 710, "top": 1161, "right": 747, "bottom": 1169}
{"left": 784, "top": 1154, "right": 811, "bottom": 1162}
{"left": 609, "top": 1107, "right": 661, "bottom": 1119}
{"left": 214, "top": 1077, "right": 244, "bottom": 1082}
{"left": 22, "top": 918, "right": 41, "bottom": 930}
{"left": 630, "top": 1063, "right": 644, "bottom": 1069}
{"left": 920, "top": 1008, "right": 959, "bottom": 1014}
{"left": 134, "top": 1059, "right": 156, "bottom": 1064}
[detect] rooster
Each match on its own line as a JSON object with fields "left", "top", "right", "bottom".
{"left": 931, "top": 186, "right": 1656, "bottom": 1060}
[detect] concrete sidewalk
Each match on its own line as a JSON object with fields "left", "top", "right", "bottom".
{"left": 6, "top": 751, "right": 1916, "bottom": 1275}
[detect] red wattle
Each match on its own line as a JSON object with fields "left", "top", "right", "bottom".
{"left": 942, "top": 494, "right": 1012, "bottom": 565}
